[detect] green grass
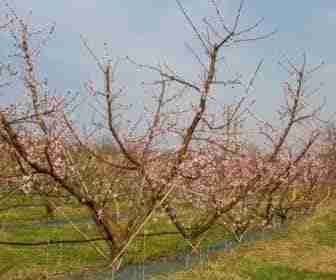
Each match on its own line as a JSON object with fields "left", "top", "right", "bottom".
{"left": 153, "top": 201, "right": 336, "bottom": 280}
{"left": 0, "top": 195, "right": 231, "bottom": 279}
{"left": 249, "top": 263, "right": 336, "bottom": 280}
{"left": 3, "top": 194, "right": 336, "bottom": 279}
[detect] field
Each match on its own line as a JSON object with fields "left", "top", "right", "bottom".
{"left": 1, "top": 193, "right": 336, "bottom": 279}
{"left": 0, "top": 194, "right": 232, "bottom": 279}
{"left": 155, "top": 199, "right": 336, "bottom": 280}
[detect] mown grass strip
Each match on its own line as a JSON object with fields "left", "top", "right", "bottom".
{"left": 154, "top": 202, "right": 336, "bottom": 279}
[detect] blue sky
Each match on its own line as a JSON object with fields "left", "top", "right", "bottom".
{"left": 1, "top": 1, "right": 336, "bottom": 130}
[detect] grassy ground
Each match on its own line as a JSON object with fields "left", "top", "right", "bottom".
{"left": 0, "top": 195, "right": 231, "bottom": 279}
{"left": 154, "top": 201, "right": 336, "bottom": 280}
{"left": 2, "top": 194, "right": 336, "bottom": 279}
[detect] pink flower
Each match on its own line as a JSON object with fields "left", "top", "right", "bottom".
{"left": 97, "top": 208, "right": 104, "bottom": 222}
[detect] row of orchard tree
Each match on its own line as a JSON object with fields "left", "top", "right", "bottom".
{"left": 0, "top": 0, "right": 335, "bottom": 271}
